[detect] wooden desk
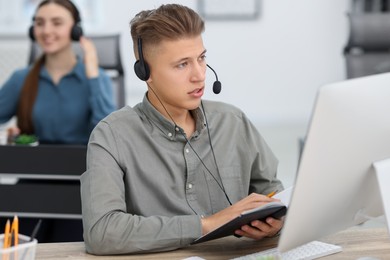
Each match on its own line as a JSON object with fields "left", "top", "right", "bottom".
{"left": 36, "top": 227, "right": 390, "bottom": 259}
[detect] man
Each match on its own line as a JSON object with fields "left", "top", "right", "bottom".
{"left": 81, "top": 4, "right": 284, "bottom": 255}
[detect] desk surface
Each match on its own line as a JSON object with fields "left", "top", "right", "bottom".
{"left": 35, "top": 227, "right": 390, "bottom": 259}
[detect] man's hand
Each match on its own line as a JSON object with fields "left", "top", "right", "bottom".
{"left": 234, "top": 216, "right": 284, "bottom": 239}
{"left": 201, "top": 193, "right": 283, "bottom": 239}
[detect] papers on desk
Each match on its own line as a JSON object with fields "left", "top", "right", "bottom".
{"left": 273, "top": 186, "right": 293, "bottom": 207}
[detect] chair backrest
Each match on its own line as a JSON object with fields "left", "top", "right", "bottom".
{"left": 344, "top": 9, "right": 390, "bottom": 78}
{"left": 28, "top": 34, "right": 126, "bottom": 108}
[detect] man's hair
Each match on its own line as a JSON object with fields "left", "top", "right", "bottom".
{"left": 129, "top": 4, "right": 205, "bottom": 59}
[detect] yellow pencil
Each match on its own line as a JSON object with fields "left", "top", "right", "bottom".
{"left": 10, "top": 215, "right": 18, "bottom": 247}
{"left": 267, "top": 191, "right": 276, "bottom": 198}
{"left": 3, "top": 219, "right": 11, "bottom": 260}
{"left": 3, "top": 219, "right": 10, "bottom": 249}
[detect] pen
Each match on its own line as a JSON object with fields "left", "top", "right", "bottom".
{"left": 267, "top": 191, "right": 277, "bottom": 198}
{"left": 29, "top": 219, "right": 42, "bottom": 242}
{"left": 20, "top": 219, "right": 42, "bottom": 260}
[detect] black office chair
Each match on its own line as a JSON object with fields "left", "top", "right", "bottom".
{"left": 344, "top": 12, "right": 390, "bottom": 78}
{"left": 28, "top": 34, "right": 126, "bottom": 108}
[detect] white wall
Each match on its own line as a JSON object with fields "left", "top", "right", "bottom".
{"left": 0, "top": 0, "right": 352, "bottom": 186}
{"left": 93, "top": 0, "right": 350, "bottom": 127}
{"left": 1, "top": 0, "right": 351, "bottom": 127}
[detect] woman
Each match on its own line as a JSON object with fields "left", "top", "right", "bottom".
{"left": 0, "top": 0, "right": 115, "bottom": 144}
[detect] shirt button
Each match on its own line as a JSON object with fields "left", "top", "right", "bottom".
{"left": 185, "top": 148, "right": 189, "bottom": 153}
{"left": 188, "top": 183, "right": 193, "bottom": 189}
{"left": 168, "top": 133, "right": 172, "bottom": 137}
{"left": 175, "top": 127, "right": 180, "bottom": 132}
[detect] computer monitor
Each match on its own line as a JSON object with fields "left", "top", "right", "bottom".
{"left": 278, "top": 72, "right": 390, "bottom": 252}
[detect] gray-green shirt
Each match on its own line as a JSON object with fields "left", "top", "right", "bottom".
{"left": 81, "top": 95, "right": 283, "bottom": 255}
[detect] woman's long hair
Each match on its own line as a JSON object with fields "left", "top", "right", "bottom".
{"left": 17, "top": 56, "right": 45, "bottom": 134}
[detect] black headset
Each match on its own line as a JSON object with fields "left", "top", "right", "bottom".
{"left": 28, "top": 1, "right": 83, "bottom": 42}
{"left": 134, "top": 37, "right": 150, "bottom": 81}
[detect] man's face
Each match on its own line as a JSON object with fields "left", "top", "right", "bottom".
{"left": 146, "top": 35, "right": 207, "bottom": 114}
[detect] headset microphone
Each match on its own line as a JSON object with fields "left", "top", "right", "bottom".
{"left": 206, "top": 64, "right": 222, "bottom": 94}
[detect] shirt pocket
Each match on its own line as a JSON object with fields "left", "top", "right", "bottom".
{"left": 212, "top": 165, "right": 246, "bottom": 205}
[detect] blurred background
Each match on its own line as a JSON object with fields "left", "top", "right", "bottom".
{"left": 1, "top": 0, "right": 388, "bottom": 189}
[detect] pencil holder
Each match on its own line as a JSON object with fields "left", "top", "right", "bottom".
{"left": 0, "top": 234, "right": 37, "bottom": 260}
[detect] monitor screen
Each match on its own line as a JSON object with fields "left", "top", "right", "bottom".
{"left": 278, "top": 72, "right": 390, "bottom": 252}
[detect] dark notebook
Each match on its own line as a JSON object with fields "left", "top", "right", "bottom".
{"left": 191, "top": 201, "right": 287, "bottom": 245}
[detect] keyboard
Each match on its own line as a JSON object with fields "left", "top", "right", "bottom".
{"left": 232, "top": 241, "right": 342, "bottom": 260}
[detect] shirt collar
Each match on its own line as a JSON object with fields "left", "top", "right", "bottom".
{"left": 39, "top": 56, "right": 84, "bottom": 82}
{"left": 140, "top": 93, "right": 206, "bottom": 140}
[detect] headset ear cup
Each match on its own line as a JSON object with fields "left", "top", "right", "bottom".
{"left": 71, "top": 24, "right": 83, "bottom": 41}
{"left": 28, "top": 26, "right": 35, "bottom": 41}
{"left": 28, "top": 25, "right": 82, "bottom": 42}
{"left": 134, "top": 60, "right": 150, "bottom": 81}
